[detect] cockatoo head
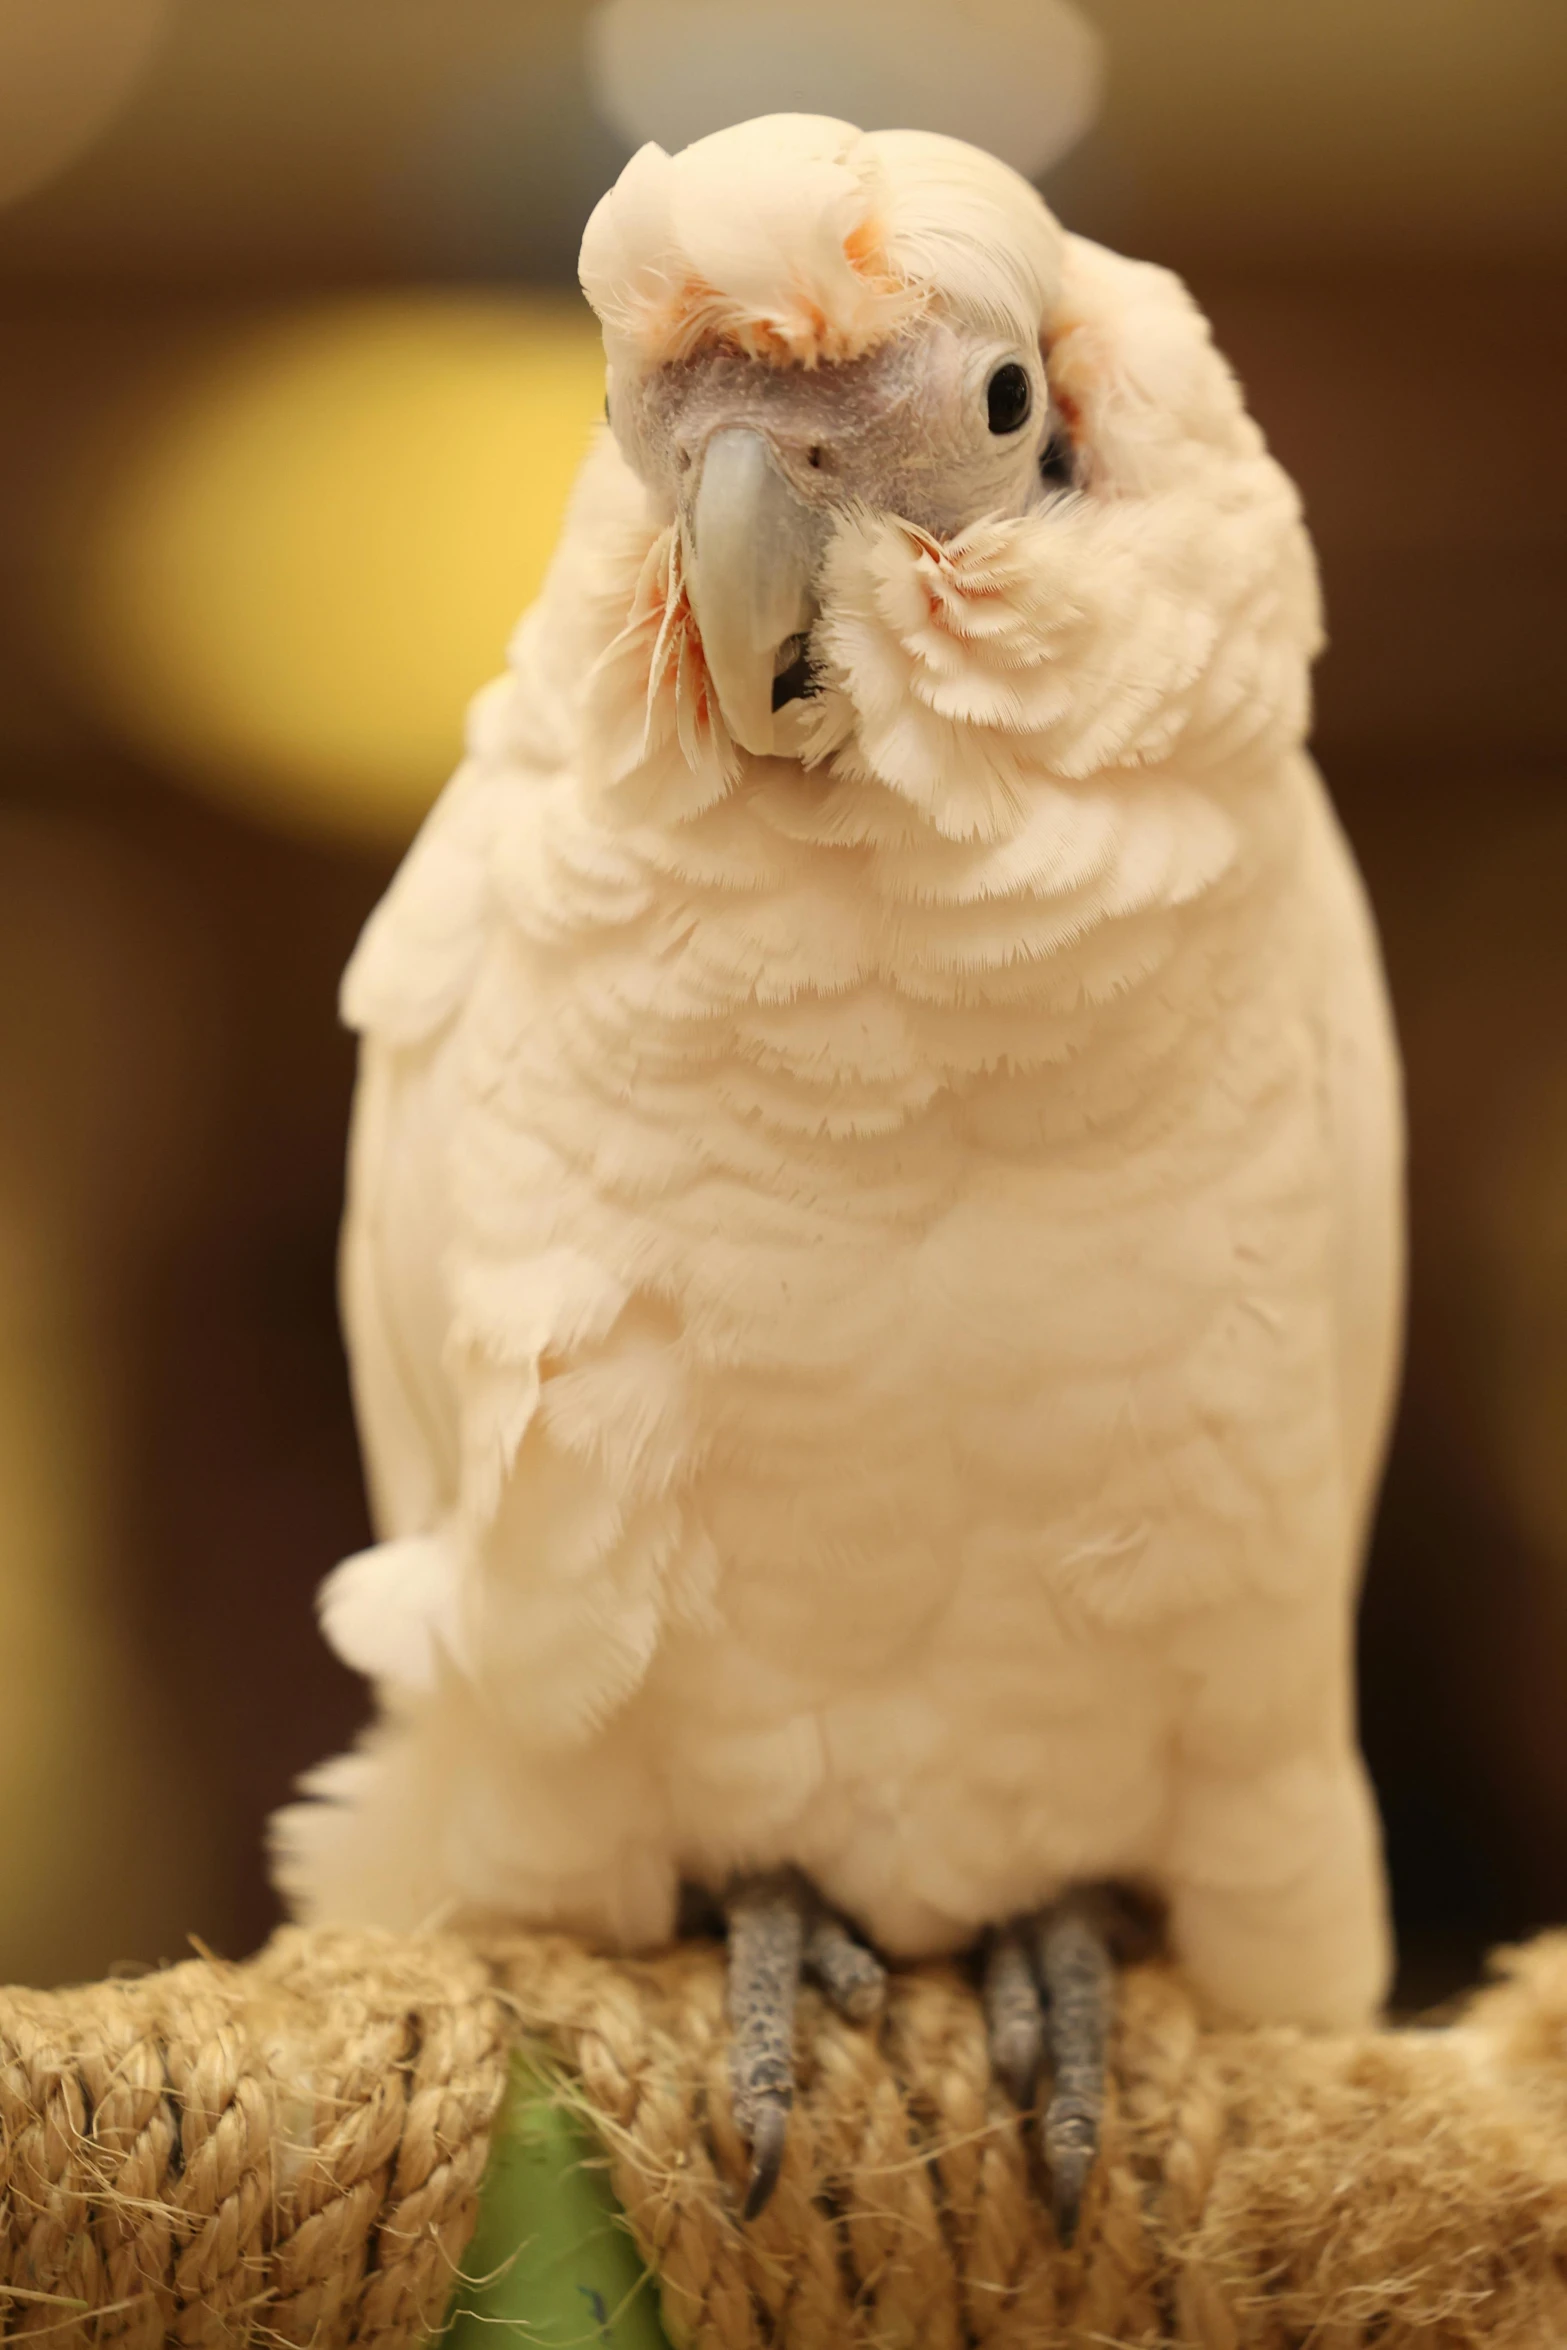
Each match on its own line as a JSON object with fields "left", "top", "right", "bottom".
{"left": 579, "top": 114, "right": 1070, "bottom": 757}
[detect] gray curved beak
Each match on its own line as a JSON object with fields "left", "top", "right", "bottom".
{"left": 682, "top": 427, "right": 824, "bottom": 758}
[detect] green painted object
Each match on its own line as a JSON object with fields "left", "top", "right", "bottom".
{"left": 443, "top": 2053, "right": 674, "bottom": 2350}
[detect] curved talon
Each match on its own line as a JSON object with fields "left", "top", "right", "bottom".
{"left": 742, "top": 2094, "right": 791, "bottom": 2220}
{"left": 1043, "top": 2087, "right": 1099, "bottom": 2248}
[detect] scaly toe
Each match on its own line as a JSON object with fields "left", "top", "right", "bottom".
{"left": 805, "top": 1911, "right": 887, "bottom": 2022}
{"left": 724, "top": 1872, "right": 808, "bottom": 2220}
{"left": 1035, "top": 1893, "right": 1116, "bottom": 2246}
{"left": 984, "top": 1925, "right": 1046, "bottom": 2108}
{"left": 723, "top": 1873, "right": 892, "bottom": 2216}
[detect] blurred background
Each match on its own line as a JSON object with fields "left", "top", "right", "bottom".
{"left": 0, "top": 0, "right": 1562, "bottom": 2000}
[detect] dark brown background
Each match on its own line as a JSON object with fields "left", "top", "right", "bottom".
{"left": 0, "top": 1, "right": 1562, "bottom": 2002}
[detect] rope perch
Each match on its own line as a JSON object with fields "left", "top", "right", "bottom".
{"left": 0, "top": 1932, "right": 509, "bottom": 2348}
{"left": 6, "top": 1927, "right": 1567, "bottom": 2346}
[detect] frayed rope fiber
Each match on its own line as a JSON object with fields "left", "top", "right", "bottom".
{"left": 7, "top": 1930, "right": 1567, "bottom": 2347}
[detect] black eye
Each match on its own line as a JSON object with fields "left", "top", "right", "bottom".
{"left": 987, "top": 360, "right": 1032, "bottom": 435}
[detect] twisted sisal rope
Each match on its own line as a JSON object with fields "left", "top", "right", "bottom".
{"left": 6, "top": 1926, "right": 1567, "bottom": 2345}
{"left": 0, "top": 1931, "right": 508, "bottom": 2348}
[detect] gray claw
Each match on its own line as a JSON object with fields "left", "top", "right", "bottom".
{"left": 742, "top": 2095, "right": 790, "bottom": 2220}
{"left": 1043, "top": 2089, "right": 1098, "bottom": 2248}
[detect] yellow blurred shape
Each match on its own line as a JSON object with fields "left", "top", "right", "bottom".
{"left": 79, "top": 296, "right": 606, "bottom": 842}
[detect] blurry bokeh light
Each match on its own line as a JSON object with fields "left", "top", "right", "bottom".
{"left": 73, "top": 295, "right": 606, "bottom": 843}
{"left": 0, "top": 0, "right": 173, "bottom": 211}
{"left": 589, "top": 0, "right": 1104, "bottom": 180}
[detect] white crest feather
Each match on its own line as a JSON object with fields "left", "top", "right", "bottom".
{"left": 580, "top": 116, "right": 924, "bottom": 368}
{"left": 581, "top": 113, "right": 1063, "bottom": 373}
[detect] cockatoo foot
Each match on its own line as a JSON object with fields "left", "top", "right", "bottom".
{"left": 721, "top": 1869, "right": 887, "bottom": 2219}
{"left": 983, "top": 1884, "right": 1164, "bottom": 2247}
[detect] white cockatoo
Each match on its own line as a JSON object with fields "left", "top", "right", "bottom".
{"left": 275, "top": 113, "right": 1403, "bottom": 2230}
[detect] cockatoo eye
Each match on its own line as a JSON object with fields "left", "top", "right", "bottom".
{"left": 986, "top": 361, "right": 1033, "bottom": 435}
